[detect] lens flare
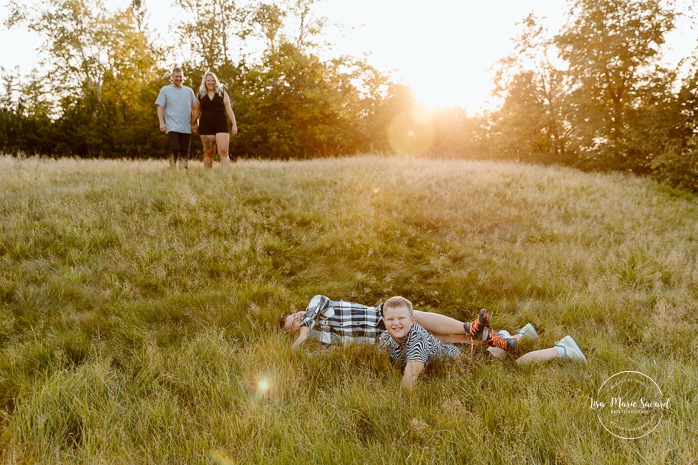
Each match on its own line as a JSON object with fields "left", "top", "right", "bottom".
{"left": 411, "top": 103, "right": 435, "bottom": 125}
{"left": 208, "top": 450, "right": 236, "bottom": 465}
{"left": 387, "top": 107, "right": 435, "bottom": 156}
{"left": 258, "top": 378, "right": 270, "bottom": 393}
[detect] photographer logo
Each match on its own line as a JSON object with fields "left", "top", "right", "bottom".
{"left": 589, "top": 371, "right": 670, "bottom": 439}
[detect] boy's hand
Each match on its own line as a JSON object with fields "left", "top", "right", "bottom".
{"left": 401, "top": 361, "right": 425, "bottom": 389}
{"left": 292, "top": 326, "right": 311, "bottom": 348}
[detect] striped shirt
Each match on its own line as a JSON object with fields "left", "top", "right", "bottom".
{"left": 378, "top": 322, "right": 461, "bottom": 367}
{"left": 301, "top": 295, "right": 385, "bottom": 345}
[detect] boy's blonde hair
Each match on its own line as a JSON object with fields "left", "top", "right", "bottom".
{"left": 382, "top": 296, "right": 413, "bottom": 316}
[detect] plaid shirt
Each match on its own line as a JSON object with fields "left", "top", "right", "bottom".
{"left": 301, "top": 295, "right": 385, "bottom": 344}
{"left": 378, "top": 322, "right": 461, "bottom": 368}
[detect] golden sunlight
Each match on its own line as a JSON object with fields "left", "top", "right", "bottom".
{"left": 387, "top": 105, "right": 435, "bottom": 155}
{"left": 317, "top": 0, "right": 569, "bottom": 111}
{"left": 208, "top": 450, "right": 236, "bottom": 465}
{"left": 4, "top": 0, "right": 566, "bottom": 111}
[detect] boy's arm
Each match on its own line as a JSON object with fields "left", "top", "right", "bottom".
{"left": 401, "top": 361, "right": 425, "bottom": 389}
{"left": 292, "top": 326, "right": 311, "bottom": 348}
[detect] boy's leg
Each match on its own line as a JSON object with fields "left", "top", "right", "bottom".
{"left": 485, "top": 329, "right": 518, "bottom": 352}
{"left": 488, "top": 323, "right": 539, "bottom": 358}
{"left": 432, "top": 333, "right": 488, "bottom": 345}
{"left": 414, "top": 309, "right": 489, "bottom": 340}
{"left": 413, "top": 310, "right": 467, "bottom": 335}
{"left": 515, "top": 347, "right": 559, "bottom": 365}
{"left": 516, "top": 335, "right": 587, "bottom": 365}
{"left": 488, "top": 332, "right": 520, "bottom": 359}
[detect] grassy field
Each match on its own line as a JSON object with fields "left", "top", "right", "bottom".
{"left": 0, "top": 155, "right": 696, "bottom": 464}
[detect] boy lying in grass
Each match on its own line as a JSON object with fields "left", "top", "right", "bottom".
{"left": 280, "top": 294, "right": 513, "bottom": 352}
{"left": 281, "top": 295, "right": 587, "bottom": 388}
{"left": 378, "top": 296, "right": 587, "bottom": 388}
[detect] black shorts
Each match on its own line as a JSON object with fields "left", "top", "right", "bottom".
{"left": 199, "top": 119, "right": 228, "bottom": 135}
{"left": 167, "top": 132, "right": 191, "bottom": 154}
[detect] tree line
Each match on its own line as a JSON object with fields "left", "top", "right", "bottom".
{"left": 487, "top": 0, "right": 698, "bottom": 192}
{"left": 1, "top": 0, "right": 697, "bottom": 192}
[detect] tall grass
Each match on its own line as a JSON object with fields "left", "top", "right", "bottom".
{"left": 1, "top": 155, "right": 696, "bottom": 463}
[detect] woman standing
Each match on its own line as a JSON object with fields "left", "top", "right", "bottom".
{"left": 192, "top": 72, "right": 238, "bottom": 168}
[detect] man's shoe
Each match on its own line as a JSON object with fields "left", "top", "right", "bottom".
{"left": 169, "top": 155, "right": 176, "bottom": 168}
{"left": 180, "top": 158, "right": 188, "bottom": 170}
{"left": 517, "top": 323, "right": 540, "bottom": 343}
{"left": 464, "top": 309, "right": 490, "bottom": 341}
{"left": 486, "top": 330, "right": 518, "bottom": 353}
{"left": 555, "top": 336, "right": 587, "bottom": 363}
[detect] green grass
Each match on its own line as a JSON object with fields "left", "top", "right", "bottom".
{"left": 1, "top": 155, "right": 696, "bottom": 464}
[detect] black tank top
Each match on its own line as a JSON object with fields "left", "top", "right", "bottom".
{"left": 198, "top": 92, "right": 228, "bottom": 135}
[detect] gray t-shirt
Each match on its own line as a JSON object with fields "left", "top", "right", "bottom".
{"left": 155, "top": 85, "right": 197, "bottom": 134}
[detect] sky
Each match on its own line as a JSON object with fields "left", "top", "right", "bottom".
{"left": 1, "top": 0, "right": 696, "bottom": 112}
{"left": 315, "top": 0, "right": 570, "bottom": 111}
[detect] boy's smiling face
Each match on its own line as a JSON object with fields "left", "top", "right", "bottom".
{"left": 383, "top": 305, "right": 416, "bottom": 342}
{"left": 283, "top": 311, "right": 305, "bottom": 331}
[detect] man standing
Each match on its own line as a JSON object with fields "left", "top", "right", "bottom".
{"left": 155, "top": 67, "right": 198, "bottom": 169}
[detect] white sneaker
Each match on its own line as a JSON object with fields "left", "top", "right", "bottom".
{"left": 517, "top": 323, "right": 540, "bottom": 343}
{"left": 555, "top": 336, "right": 587, "bottom": 363}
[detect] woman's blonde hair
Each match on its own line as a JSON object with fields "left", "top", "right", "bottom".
{"left": 198, "top": 71, "right": 224, "bottom": 98}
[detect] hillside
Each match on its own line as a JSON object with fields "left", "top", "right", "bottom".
{"left": 1, "top": 155, "right": 696, "bottom": 463}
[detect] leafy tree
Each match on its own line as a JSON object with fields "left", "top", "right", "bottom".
{"left": 1, "top": 0, "right": 399, "bottom": 159}
{"left": 248, "top": 3, "right": 285, "bottom": 55}
{"left": 246, "top": 0, "right": 327, "bottom": 54}
{"left": 174, "top": 0, "right": 397, "bottom": 159}
{"left": 0, "top": 67, "right": 56, "bottom": 155}
{"left": 6, "top": 0, "right": 112, "bottom": 108}
{"left": 429, "top": 107, "right": 485, "bottom": 158}
{"left": 175, "top": 0, "right": 326, "bottom": 70}
{"left": 488, "top": 71, "right": 558, "bottom": 162}
{"left": 230, "top": 43, "right": 388, "bottom": 158}
{"left": 175, "top": 0, "right": 244, "bottom": 70}
{"left": 648, "top": 56, "right": 698, "bottom": 191}
{"left": 368, "top": 84, "right": 417, "bottom": 154}
{"left": 5, "top": 0, "right": 165, "bottom": 157}
{"left": 555, "top": 0, "right": 677, "bottom": 170}
{"left": 491, "top": 14, "right": 572, "bottom": 162}
{"left": 284, "top": 0, "right": 327, "bottom": 52}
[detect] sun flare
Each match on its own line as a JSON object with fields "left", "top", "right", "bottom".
{"left": 317, "top": 1, "right": 571, "bottom": 111}
{"left": 257, "top": 378, "right": 270, "bottom": 393}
